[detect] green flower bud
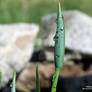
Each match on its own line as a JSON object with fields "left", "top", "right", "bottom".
{"left": 54, "top": 1, "right": 65, "bottom": 70}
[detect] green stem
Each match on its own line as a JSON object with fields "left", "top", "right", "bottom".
{"left": 51, "top": 68, "right": 60, "bottom": 92}
{"left": 11, "top": 72, "right": 16, "bottom": 92}
{"left": 36, "top": 65, "right": 40, "bottom": 92}
{"left": 0, "top": 70, "right": 2, "bottom": 87}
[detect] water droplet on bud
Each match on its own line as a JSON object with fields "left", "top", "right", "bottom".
{"left": 56, "top": 55, "right": 59, "bottom": 58}
{"left": 60, "top": 27, "right": 63, "bottom": 31}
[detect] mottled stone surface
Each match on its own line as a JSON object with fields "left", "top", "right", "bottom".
{"left": 0, "top": 23, "right": 39, "bottom": 86}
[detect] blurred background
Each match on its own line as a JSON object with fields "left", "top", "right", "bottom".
{"left": 0, "top": 0, "right": 92, "bottom": 92}
{"left": 0, "top": 0, "right": 92, "bottom": 24}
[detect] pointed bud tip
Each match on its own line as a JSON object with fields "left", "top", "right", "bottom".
{"left": 13, "top": 72, "right": 16, "bottom": 76}
{"left": 58, "top": 0, "right": 61, "bottom": 8}
{"left": 57, "top": 0, "right": 62, "bottom": 17}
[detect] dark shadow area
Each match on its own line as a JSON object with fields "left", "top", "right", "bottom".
{"left": 50, "top": 75, "right": 92, "bottom": 92}
{"left": 31, "top": 50, "right": 46, "bottom": 62}
{"left": 31, "top": 75, "right": 92, "bottom": 92}
{"left": 0, "top": 87, "right": 23, "bottom": 92}
{"left": 81, "top": 57, "right": 92, "bottom": 71}
{"left": 1, "top": 75, "right": 92, "bottom": 92}
{"left": 30, "top": 75, "right": 92, "bottom": 92}
{"left": 71, "top": 57, "right": 92, "bottom": 71}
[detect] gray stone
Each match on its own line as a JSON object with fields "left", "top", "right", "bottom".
{"left": 41, "top": 10, "right": 92, "bottom": 55}
{"left": 0, "top": 23, "right": 39, "bottom": 86}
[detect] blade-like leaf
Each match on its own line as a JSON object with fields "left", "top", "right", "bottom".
{"left": 51, "top": 1, "right": 65, "bottom": 92}
{"left": 11, "top": 72, "right": 16, "bottom": 92}
{"left": 36, "top": 65, "right": 40, "bottom": 92}
{"left": 54, "top": 0, "right": 65, "bottom": 70}
{"left": 0, "top": 70, "right": 2, "bottom": 87}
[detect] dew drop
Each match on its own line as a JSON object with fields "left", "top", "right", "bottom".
{"left": 60, "top": 27, "right": 64, "bottom": 31}
{"left": 53, "top": 35, "right": 59, "bottom": 41}
{"left": 56, "top": 55, "right": 59, "bottom": 58}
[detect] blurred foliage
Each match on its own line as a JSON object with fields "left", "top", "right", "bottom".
{"left": 0, "top": 0, "right": 91, "bottom": 24}
{"left": 63, "top": 0, "right": 92, "bottom": 16}
{"left": 0, "top": 0, "right": 57, "bottom": 24}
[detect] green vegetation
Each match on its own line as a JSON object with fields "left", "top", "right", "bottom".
{"left": 51, "top": 2, "right": 65, "bottom": 92}
{"left": 63, "top": 0, "right": 92, "bottom": 16}
{"left": 0, "top": 70, "right": 2, "bottom": 87}
{"left": 11, "top": 72, "right": 16, "bottom": 92}
{"left": 0, "top": 72, "right": 16, "bottom": 92}
{"left": 36, "top": 2, "right": 65, "bottom": 92}
{"left": 0, "top": 0, "right": 92, "bottom": 24}
{"left": 0, "top": 0, "right": 56, "bottom": 24}
{"left": 36, "top": 66, "right": 40, "bottom": 92}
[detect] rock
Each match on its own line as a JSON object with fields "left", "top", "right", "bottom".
{"left": 0, "top": 23, "right": 39, "bottom": 86}
{"left": 16, "top": 61, "right": 92, "bottom": 92}
{"left": 41, "top": 10, "right": 92, "bottom": 55}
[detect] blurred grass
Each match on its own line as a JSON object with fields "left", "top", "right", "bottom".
{"left": 0, "top": 0, "right": 57, "bottom": 24}
{"left": 0, "top": 0, "right": 92, "bottom": 24}
{"left": 63, "top": 0, "right": 92, "bottom": 16}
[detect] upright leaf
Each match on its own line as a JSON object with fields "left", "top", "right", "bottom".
{"left": 51, "top": 1, "right": 65, "bottom": 92}
{"left": 54, "top": 0, "right": 65, "bottom": 70}
{"left": 0, "top": 70, "right": 2, "bottom": 87}
{"left": 11, "top": 72, "right": 16, "bottom": 92}
{"left": 36, "top": 65, "right": 40, "bottom": 92}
